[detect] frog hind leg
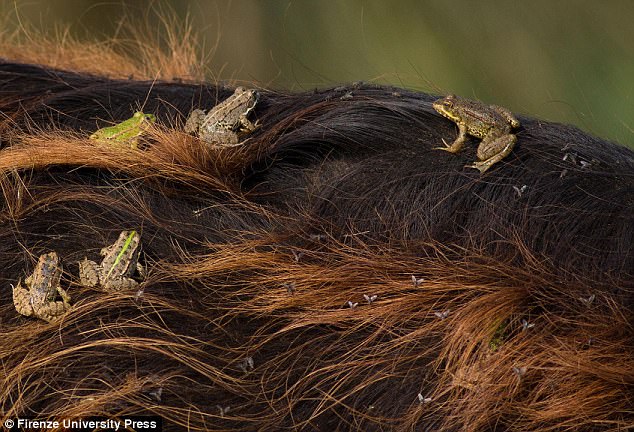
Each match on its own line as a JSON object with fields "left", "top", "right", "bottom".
{"left": 79, "top": 258, "right": 100, "bottom": 287}
{"left": 435, "top": 123, "right": 468, "bottom": 153}
{"left": 104, "top": 276, "right": 139, "bottom": 292}
{"left": 184, "top": 109, "right": 206, "bottom": 135}
{"left": 12, "top": 280, "right": 34, "bottom": 317}
{"left": 204, "top": 130, "right": 240, "bottom": 147}
{"left": 491, "top": 105, "right": 520, "bottom": 128}
{"left": 468, "top": 134, "right": 517, "bottom": 173}
{"left": 34, "top": 300, "right": 71, "bottom": 322}
{"left": 136, "top": 262, "right": 146, "bottom": 280}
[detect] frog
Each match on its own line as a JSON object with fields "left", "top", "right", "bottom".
{"left": 79, "top": 230, "right": 144, "bottom": 291}
{"left": 433, "top": 94, "right": 520, "bottom": 173}
{"left": 90, "top": 111, "right": 156, "bottom": 149}
{"left": 13, "top": 251, "right": 71, "bottom": 322}
{"left": 184, "top": 87, "right": 259, "bottom": 147}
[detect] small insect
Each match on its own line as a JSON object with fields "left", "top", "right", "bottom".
{"left": 579, "top": 294, "right": 595, "bottom": 306}
{"left": 417, "top": 393, "right": 432, "bottom": 404}
{"left": 237, "top": 356, "right": 255, "bottom": 373}
{"left": 291, "top": 250, "right": 303, "bottom": 262}
{"left": 340, "top": 91, "right": 354, "bottom": 100}
{"left": 216, "top": 405, "right": 231, "bottom": 417}
{"left": 347, "top": 301, "right": 359, "bottom": 309}
{"left": 513, "top": 185, "right": 528, "bottom": 197}
{"left": 562, "top": 152, "right": 578, "bottom": 164}
{"left": 283, "top": 282, "right": 296, "bottom": 294}
{"left": 434, "top": 311, "right": 449, "bottom": 320}
{"left": 512, "top": 366, "right": 527, "bottom": 378}
{"left": 134, "top": 287, "right": 145, "bottom": 302}
{"left": 411, "top": 275, "right": 424, "bottom": 287}
{"left": 147, "top": 386, "right": 163, "bottom": 403}
{"left": 309, "top": 234, "right": 327, "bottom": 241}
{"left": 363, "top": 294, "right": 378, "bottom": 304}
{"left": 521, "top": 319, "right": 535, "bottom": 331}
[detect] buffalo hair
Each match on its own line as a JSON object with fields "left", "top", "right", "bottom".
{"left": 0, "top": 61, "right": 632, "bottom": 431}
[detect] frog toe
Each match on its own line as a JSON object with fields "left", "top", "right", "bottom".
{"left": 434, "top": 138, "right": 465, "bottom": 153}
{"left": 433, "top": 138, "right": 449, "bottom": 150}
{"left": 465, "top": 161, "right": 491, "bottom": 173}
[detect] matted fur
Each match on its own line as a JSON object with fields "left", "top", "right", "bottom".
{"left": 0, "top": 56, "right": 632, "bottom": 431}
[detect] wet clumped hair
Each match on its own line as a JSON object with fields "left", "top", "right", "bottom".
{"left": 0, "top": 23, "right": 633, "bottom": 432}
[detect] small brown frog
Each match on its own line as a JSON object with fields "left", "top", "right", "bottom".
{"left": 433, "top": 94, "right": 520, "bottom": 173}
{"left": 79, "top": 230, "right": 144, "bottom": 291}
{"left": 185, "top": 87, "right": 259, "bottom": 147}
{"left": 13, "top": 252, "right": 71, "bottom": 322}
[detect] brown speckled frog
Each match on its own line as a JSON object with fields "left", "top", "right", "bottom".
{"left": 184, "top": 87, "right": 259, "bottom": 147}
{"left": 13, "top": 252, "right": 71, "bottom": 322}
{"left": 433, "top": 94, "right": 520, "bottom": 173}
{"left": 79, "top": 230, "right": 144, "bottom": 291}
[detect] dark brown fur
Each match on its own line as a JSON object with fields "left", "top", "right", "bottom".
{"left": 0, "top": 61, "right": 632, "bottom": 431}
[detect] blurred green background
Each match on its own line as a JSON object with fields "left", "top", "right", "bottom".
{"left": 2, "top": 0, "right": 633, "bottom": 147}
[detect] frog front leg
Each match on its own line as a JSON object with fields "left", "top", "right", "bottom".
{"left": 12, "top": 280, "right": 34, "bottom": 317}
{"left": 435, "top": 123, "right": 468, "bottom": 153}
{"left": 33, "top": 299, "right": 71, "bottom": 322}
{"left": 468, "top": 133, "right": 517, "bottom": 173}
{"left": 79, "top": 258, "right": 101, "bottom": 288}
{"left": 238, "top": 114, "right": 259, "bottom": 133}
{"left": 56, "top": 285, "right": 72, "bottom": 304}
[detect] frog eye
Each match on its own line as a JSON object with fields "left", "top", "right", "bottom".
{"left": 443, "top": 100, "right": 453, "bottom": 108}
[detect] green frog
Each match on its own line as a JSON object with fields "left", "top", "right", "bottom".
{"left": 13, "top": 252, "right": 72, "bottom": 322}
{"left": 90, "top": 111, "right": 156, "bottom": 149}
{"left": 433, "top": 94, "right": 520, "bottom": 173}
{"left": 185, "top": 87, "right": 259, "bottom": 147}
{"left": 79, "top": 230, "right": 144, "bottom": 291}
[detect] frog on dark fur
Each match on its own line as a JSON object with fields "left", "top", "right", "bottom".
{"left": 13, "top": 252, "right": 71, "bottom": 322}
{"left": 79, "top": 230, "right": 144, "bottom": 291}
{"left": 433, "top": 94, "right": 520, "bottom": 173}
{"left": 185, "top": 87, "right": 259, "bottom": 147}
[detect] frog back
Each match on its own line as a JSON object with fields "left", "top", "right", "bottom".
{"left": 31, "top": 253, "right": 62, "bottom": 303}
{"left": 462, "top": 110, "right": 509, "bottom": 138}
{"left": 102, "top": 231, "right": 141, "bottom": 280}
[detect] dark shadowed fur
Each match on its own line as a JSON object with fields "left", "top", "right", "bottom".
{"left": 0, "top": 61, "right": 632, "bottom": 431}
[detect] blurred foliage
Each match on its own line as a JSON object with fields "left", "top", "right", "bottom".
{"left": 2, "top": 0, "right": 633, "bottom": 147}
